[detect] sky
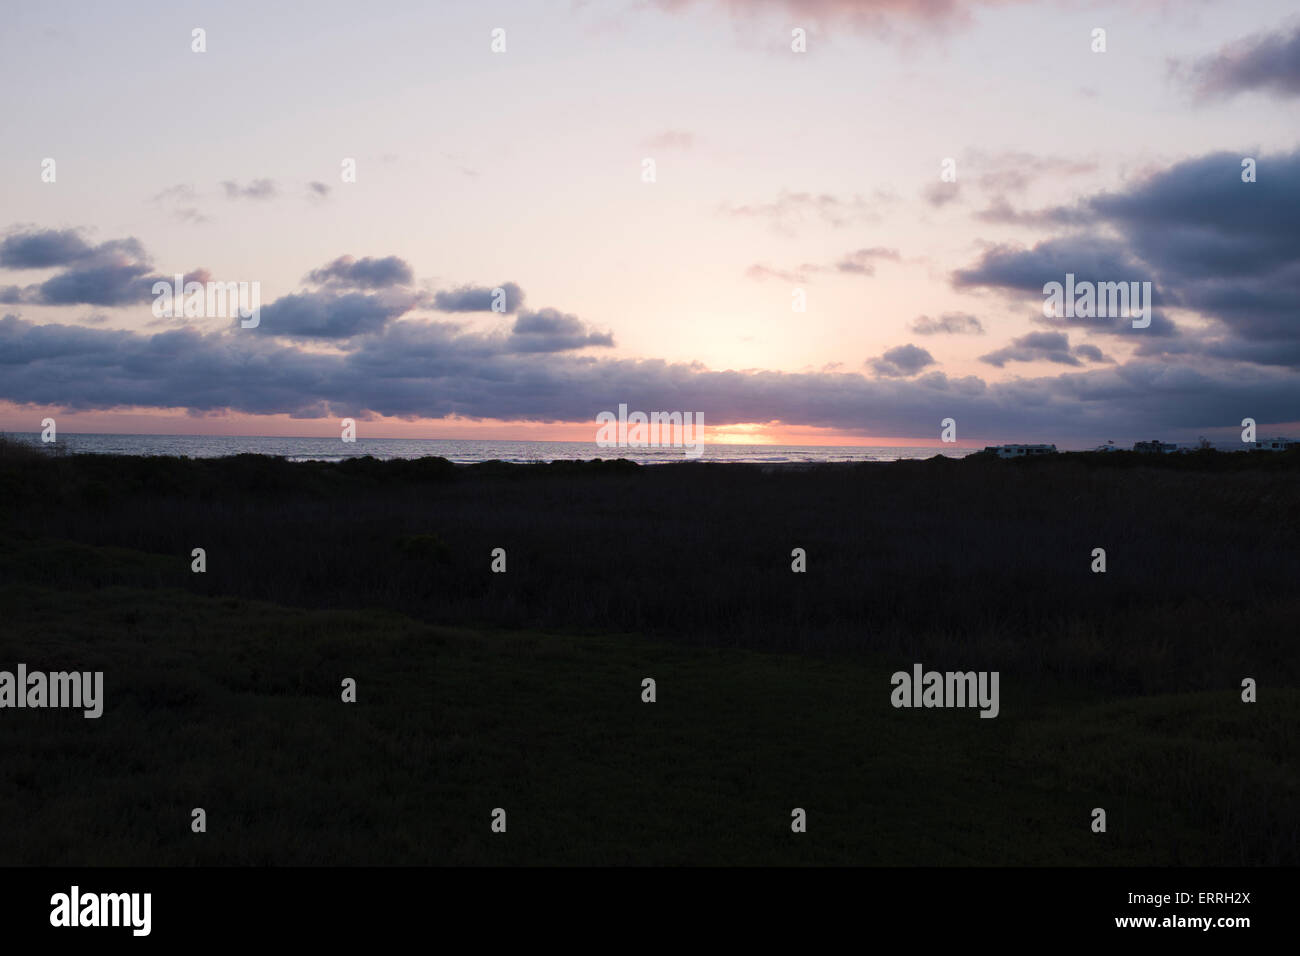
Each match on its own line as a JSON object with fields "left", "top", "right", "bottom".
{"left": 1, "top": 0, "right": 1298, "bottom": 448}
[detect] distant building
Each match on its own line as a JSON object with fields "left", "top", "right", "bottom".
{"left": 1092, "top": 441, "right": 1119, "bottom": 452}
{"left": 984, "top": 444, "right": 1057, "bottom": 459}
{"left": 1252, "top": 437, "right": 1299, "bottom": 452}
{"left": 1133, "top": 440, "right": 1178, "bottom": 454}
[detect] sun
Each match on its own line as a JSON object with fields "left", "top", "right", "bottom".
{"left": 708, "top": 423, "right": 778, "bottom": 445}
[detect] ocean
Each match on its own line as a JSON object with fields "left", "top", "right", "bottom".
{"left": 2, "top": 432, "right": 975, "bottom": 465}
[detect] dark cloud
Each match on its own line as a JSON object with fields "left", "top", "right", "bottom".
{"left": 958, "top": 149, "right": 1300, "bottom": 353}
{"left": 254, "top": 283, "right": 603, "bottom": 348}
{"left": 1175, "top": 22, "right": 1300, "bottom": 100}
{"left": 951, "top": 236, "right": 1178, "bottom": 337}
{"left": 980, "top": 331, "right": 1111, "bottom": 368}
{"left": 954, "top": 236, "right": 1148, "bottom": 294}
{"left": 0, "top": 228, "right": 191, "bottom": 307}
{"left": 0, "top": 229, "right": 96, "bottom": 268}
{"left": 1081, "top": 152, "right": 1299, "bottom": 342}
{"left": 306, "top": 255, "right": 413, "bottom": 289}
{"left": 32, "top": 261, "right": 160, "bottom": 306}
{"left": 508, "top": 308, "right": 614, "bottom": 352}
{"left": 1070, "top": 343, "right": 1111, "bottom": 364}
{"left": 0, "top": 314, "right": 341, "bottom": 418}
{"left": 433, "top": 282, "right": 524, "bottom": 313}
{"left": 1086, "top": 154, "right": 1296, "bottom": 273}
{"left": 5, "top": 312, "right": 1295, "bottom": 442}
{"left": 867, "top": 343, "right": 935, "bottom": 377}
{"left": 910, "top": 312, "right": 984, "bottom": 335}
{"left": 952, "top": 148, "right": 1299, "bottom": 356}
{"left": 257, "top": 290, "right": 422, "bottom": 339}
{"left": 308, "top": 181, "right": 331, "bottom": 199}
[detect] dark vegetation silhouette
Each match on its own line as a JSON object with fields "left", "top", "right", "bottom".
{"left": 2, "top": 439, "right": 1297, "bottom": 693}
{"left": 0, "top": 437, "right": 1295, "bottom": 865}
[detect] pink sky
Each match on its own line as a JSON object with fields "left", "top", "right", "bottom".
{"left": 0, "top": 402, "right": 988, "bottom": 447}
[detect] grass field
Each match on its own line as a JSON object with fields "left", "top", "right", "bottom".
{"left": 1, "top": 535, "right": 1293, "bottom": 865}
